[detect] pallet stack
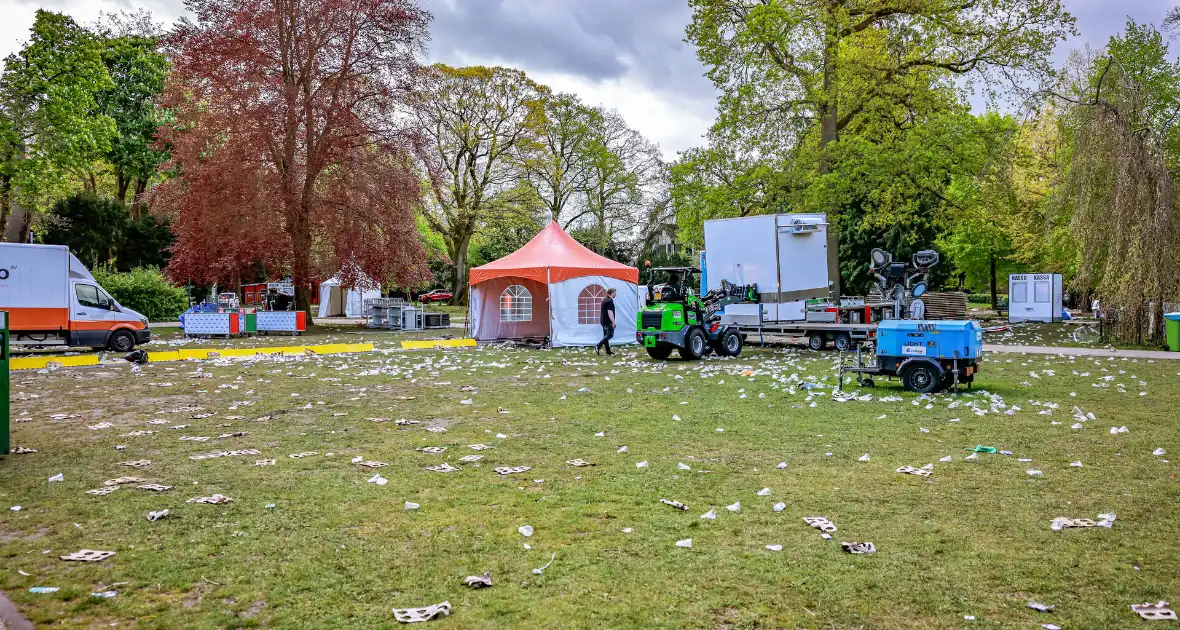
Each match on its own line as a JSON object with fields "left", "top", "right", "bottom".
{"left": 921, "top": 292, "right": 968, "bottom": 320}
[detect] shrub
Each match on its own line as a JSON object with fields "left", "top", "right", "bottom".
{"left": 92, "top": 266, "right": 189, "bottom": 322}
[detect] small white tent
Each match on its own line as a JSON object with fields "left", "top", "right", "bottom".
{"left": 317, "top": 277, "right": 380, "bottom": 318}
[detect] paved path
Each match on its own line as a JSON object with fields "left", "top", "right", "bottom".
{"left": 984, "top": 344, "right": 1180, "bottom": 360}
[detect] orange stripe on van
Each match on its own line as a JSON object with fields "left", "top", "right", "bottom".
{"left": 6, "top": 307, "right": 69, "bottom": 331}
{"left": 70, "top": 321, "right": 146, "bottom": 331}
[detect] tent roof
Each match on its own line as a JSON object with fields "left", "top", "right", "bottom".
{"left": 469, "top": 221, "right": 639, "bottom": 285}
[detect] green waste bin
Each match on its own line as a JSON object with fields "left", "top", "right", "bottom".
{"left": 1166, "top": 313, "right": 1180, "bottom": 351}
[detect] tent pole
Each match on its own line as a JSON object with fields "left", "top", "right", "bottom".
{"left": 547, "top": 267, "right": 553, "bottom": 348}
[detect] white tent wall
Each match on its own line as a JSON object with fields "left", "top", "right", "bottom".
{"left": 469, "top": 277, "right": 551, "bottom": 341}
{"left": 549, "top": 276, "right": 638, "bottom": 347}
{"left": 317, "top": 277, "right": 379, "bottom": 318}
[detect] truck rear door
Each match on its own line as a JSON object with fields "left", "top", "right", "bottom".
{"left": 70, "top": 282, "right": 114, "bottom": 347}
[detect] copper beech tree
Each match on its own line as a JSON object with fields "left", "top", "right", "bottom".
{"left": 153, "top": 0, "right": 431, "bottom": 312}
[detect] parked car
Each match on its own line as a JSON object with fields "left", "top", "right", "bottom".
{"left": 418, "top": 289, "right": 453, "bottom": 303}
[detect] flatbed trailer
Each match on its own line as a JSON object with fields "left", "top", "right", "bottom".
{"left": 733, "top": 320, "right": 878, "bottom": 351}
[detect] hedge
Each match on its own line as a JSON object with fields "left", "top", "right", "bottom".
{"left": 967, "top": 293, "right": 1008, "bottom": 304}
{"left": 92, "top": 266, "right": 189, "bottom": 323}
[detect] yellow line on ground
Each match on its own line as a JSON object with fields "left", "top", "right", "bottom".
{"left": 11, "top": 343, "right": 377, "bottom": 371}
{"left": 400, "top": 338, "right": 477, "bottom": 350}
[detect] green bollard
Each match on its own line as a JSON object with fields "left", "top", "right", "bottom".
{"left": 0, "top": 311, "right": 8, "bottom": 455}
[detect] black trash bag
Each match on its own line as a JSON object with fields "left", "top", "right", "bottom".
{"left": 124, "top": 349, "right": 149, "bottom": 365}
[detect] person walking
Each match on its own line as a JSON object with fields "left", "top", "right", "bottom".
{"left": 596, "top": 287, "right": 617, "bottom": 356}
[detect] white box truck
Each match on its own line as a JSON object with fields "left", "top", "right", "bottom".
{"left": 0, "top": 243, "right": 151, "bottom": 351}
{"left": 702, "top": 213, "right": 878, "bottom": 350}
{"left": 703, "top": 214, "right": 840, "bottom": 322}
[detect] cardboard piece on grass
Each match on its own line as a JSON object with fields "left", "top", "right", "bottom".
{"left": 61, "top": 549, "right": 116, "bottom": 562}
{"left": 120, "top": 460, "right": 151, "bottom": 468}
{"left": 105, "top": 476, "right": 146, "bottom": 486}
{"left": 359, "top": 461, "right": 389, "bottom": 468}
{"left": 675, "top": 538, "right": 692, "bottom": 548}
{"left": 494, "top": 466, "right": 531, "bottom": 475}
{"left": 896, "top": 466, "right": 932, "bottom": 478}
{"left": 1131, "top": 601, "right": 1177, "bottom": 621}
{"left": 187, "top": 494, "right": 232, "bottom": 504}
{"left": 566, "top": 459, "right": 594, "bottom": 467}
{"left": 468, "top": 444, "right": 493, "bottom": 451}
{"left": 416, "top": 447, "right": 447, "bottom": 454}
{"left": 86, "top": 486, "right": 119, "bottom": 496}
{"left": 288, "top": 452, "right": 318, "bottom": 458}
{"left": 459, "top": 455, "right": 483, "bottom": 462}
{"left": 1027, "top": 602, "right": 1055, "bottom": 613}
{"left": 463, "top": 573, "right": 492, "bottom": 588}
{"left": 841, "top": 541, "right": 876, "bottom": 554}
{"left": 392, "top": 601, "right": 451, "bottom": 624}
{"left": 803, "top": 516, "right": 837, "bottom": 533}
{"left": 147, "top": 509, "right": 169, "bottom": 521}
{"left": 137, "top": 484, "right": 173, "bottom": 492}
{"left": 12, "top": 447, "right": 38, "bottom": 454}
{"left": 660, "top": 499, "right": 689, "bottom": 511}
{"left": 426, "top": 463, "right": 461, "bottom": 473}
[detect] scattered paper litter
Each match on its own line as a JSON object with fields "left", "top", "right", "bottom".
{"left": 636, "top": 461, "right": 648, "bottom": 468}
{"left": 858, "top": 453, "right": 870, "bottom": 462}
{"left": 368, "top": 474, "right": 388, "bottom": 486}
{"left": 757, "top": 487, "right": 771, "bottom": 496}
{"left": 765, "top": 544, "right": 783, "bottom": 552}
{"left": 776, "top": 461, "right": 787, "bottom": 469}
{"left": 1154, "top": 448, "right": 1167, "bottom": 456}
{"left": 392, "top": 601, "right": 451, "bottom": 624}
{"left": 532, "top": 553, "right": 557, "bottom": 575}
{"left": 773, "top": 502, "right": 786, "bottom": 512}
{"left": 517, "top": 525, "right": 534, "bottom": 537}
{"left": 700, "top": 509, "right": 716, "bottom": 520}
{"left": 675, "top": 538, "right": 692, "bottom": 548}
{"left": 677, "top": 462, "right": 691, "bottom": 470}
{"left": 48, "top": 473, "right": 63, "bottom": 483}
{"left": 404, "top": 502, "right": 420, "bottom": 511}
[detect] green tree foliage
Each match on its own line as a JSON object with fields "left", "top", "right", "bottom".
{"left": 40, "top": 193, "right": 174, "bottom": 270}
{"left": 93, "top": 12, "right": 170, "bottom": 212}
{"left": 411, "top": 65, "right": 546, "bottom": 303}
{"left": 1054, "top": 21, "right": 1180, "bottom": 343}
{"left": 0, "top": 11, "right": 116, "bottom": 236}
{"left": 517, "top": 92, "right": 597, "bottom": 225}
{"left": 91, "top": 265, "right": 188, "bottom": 322}
{"left": 669, "top": 139, "right": 778, "bottom": 247}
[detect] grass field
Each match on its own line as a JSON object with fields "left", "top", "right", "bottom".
{"left": 1, "top": 339, "right": 1178, "bottom": 628}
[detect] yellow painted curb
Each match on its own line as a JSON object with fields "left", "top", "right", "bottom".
{"left": 11, "top": 355, "right": 101, "bottom": 371}
{"left": 400, "top": 338, "right": 477, "bottom": 350}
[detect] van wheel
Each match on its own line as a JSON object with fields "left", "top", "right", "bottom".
{"left": 108, "top": 330, "right": 135, "bottom": 353}
{"left": 808, "top": 334, "right": 826, "bottom": 351}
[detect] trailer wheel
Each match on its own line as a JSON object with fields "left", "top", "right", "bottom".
{"left": 679, "top": 328, "right": 707, "bottom": 360}
{"left": 108, "top": 330, "right": 136, "bottom": 353}
{"left": 807, "top": 333, "right": 826, "bottom": 351}
{"left": 646, "top": 343, "right": 673, "bottom": 361}
{"left": 902, "top": 363, "right": 941, "bottom": 394}
{"left": 833, "top": 333, "right": 852, "bottom": 352}
{"left": 720, "top": 330, "right": 743, "bottom": 357}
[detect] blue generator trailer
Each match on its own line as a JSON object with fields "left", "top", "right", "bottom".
{"left": 840, "top": 320, "right": 983, "bottom": 394}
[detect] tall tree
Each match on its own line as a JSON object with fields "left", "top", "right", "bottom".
{"left": 687, "top": 0, "right": 1074, "bottom": 165}
{"left": 94, "top": 12, "right": 170, "bottom": 216}
{"left": 410, "top": 65, "right": 545, "bottom": 303}
{"left": 570, "top": 108, "right": 662, "bottom": 253}
{"left": 156, "top": 0, "right": 431, "bottom": 313}
{"left": 0, "top": 10, "right": 116, "bottom": 239}
{"left": 518, "top": 92, "right": 596, "bottom": 226}
{"left": 669, "top": 139, "right": 779, "bottom": 247}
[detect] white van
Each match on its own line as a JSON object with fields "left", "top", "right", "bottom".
{"left": 0, "top": 243, "right": 151, "bottom": 351}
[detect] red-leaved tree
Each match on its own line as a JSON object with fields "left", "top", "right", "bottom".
{"left": 153, "top": 0, "right": 431, "bottom": 312}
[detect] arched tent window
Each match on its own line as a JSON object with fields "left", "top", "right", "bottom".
{"left": 500, "top": 285, "right": 532, "bottom": 322}
{"left": 578, "top": 284, "right": 607, "bottom": 324}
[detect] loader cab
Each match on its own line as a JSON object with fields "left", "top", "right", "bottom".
{"left": 649, "top": 267, "right": 702, "bottom": 308}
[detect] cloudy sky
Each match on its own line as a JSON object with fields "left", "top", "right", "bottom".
{"left": 1, "top": 0, "right": 1177, "bottom": 159}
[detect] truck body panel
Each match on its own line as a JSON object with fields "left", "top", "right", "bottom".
{"left": 0, "top": 243, "right": 150, "bottom": 349}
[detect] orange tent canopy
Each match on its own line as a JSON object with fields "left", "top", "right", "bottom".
{"left": 469, "top": 221, "right": 639, "bottom": 286}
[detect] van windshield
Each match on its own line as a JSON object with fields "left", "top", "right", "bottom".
{"left": 76, "top": 284, "right": 116, "bottom": 310}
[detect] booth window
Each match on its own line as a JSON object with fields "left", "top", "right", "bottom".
{"left": 577, "top": 284, "right": 607, "bottom": 324}
{"left": 500, "top": 285, "right": 532, "bottom": 322}
{"left": 1035, "top": 282, "right": 1050, "bottom": 303}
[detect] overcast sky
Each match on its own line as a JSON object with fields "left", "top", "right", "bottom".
{"left": 1, "top": 0, "right": 1177, "bottom": 159}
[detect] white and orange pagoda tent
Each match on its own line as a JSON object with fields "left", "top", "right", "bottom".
{"left": 468, "top": 221, "right": 639, "bottom": 346}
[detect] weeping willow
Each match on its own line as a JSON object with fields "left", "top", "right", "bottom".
{"left": 1059, "top": 62, "right": 1180, "bottom": 344}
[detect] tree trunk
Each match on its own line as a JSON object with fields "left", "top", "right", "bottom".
{"left": 989, "top": 254, "right": 998, "bottom": 310}
{"left": 289, "top": 201, "right": 314, "bottom": 321}
{"left": 0, "top": 175, "right": 10, "bottom": 241}
{"left": 18, "top": 210, "right": 33, "bottom": 244}
{"left": 818, "top": 27, "right": 838, "bottom": 174}
{"left": 450, "top": 232, "right": 472, "bottom": 305}
{"left": 117, "top": 172, "right": 129, "bottom": 205}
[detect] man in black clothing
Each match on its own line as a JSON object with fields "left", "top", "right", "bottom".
{"left": 596, "top": 287, "right": 617, "bottom": 355}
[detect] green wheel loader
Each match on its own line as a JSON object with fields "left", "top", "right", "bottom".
{"left": 635, "top": 267, "right": 753, "bottom": 361}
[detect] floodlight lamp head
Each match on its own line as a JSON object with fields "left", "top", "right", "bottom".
{"left": 911, "top": 282, "right": 927, "bottom": 298}
{"left": 871, "top": 248, "right": 892, "bottom": 267}
{"left": 913, "top": 250, "right": 940, "bottom": 268}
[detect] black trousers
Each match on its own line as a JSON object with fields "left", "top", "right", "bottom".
{"left": 598, "top": 323, "right": 615, "bottom": 353}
